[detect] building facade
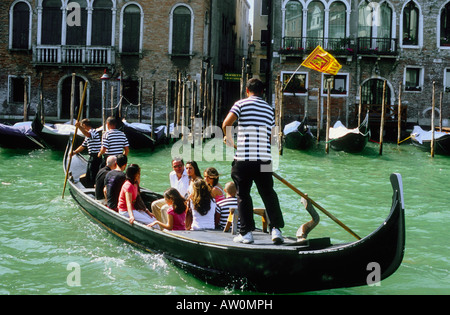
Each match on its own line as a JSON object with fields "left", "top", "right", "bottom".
{"left": 269, "top": 0, "right": 450, "bottom": 136}
{"left": 1, "top": 0, "right": 250, "bottom": 125}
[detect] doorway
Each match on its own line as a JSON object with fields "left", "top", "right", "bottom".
{"left": 60, "top": 75, "right": 88, "bottom": 121}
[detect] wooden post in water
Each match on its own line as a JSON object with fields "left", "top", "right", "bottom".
{"left": 397, "top": 83, "right": 402, "bottom": 145}
{"left": 70, "top": 73, "right": 76, "bottom": 124}
{"left": 151, "top": 81, "right": 156, "bottom": 141}
{"left": 431, "top": 81, "right": 436, "bottom": 158}
{"left": 119, "top": 71, "right": 123, "bottom": 118}
{"left": 166, "top": 79, "right": 171, "bottom": 141}
{"left": 210, "top": 65, "right": 215, "bottom": 129}
{"left": 439, "top": 91, "right": 443, "bottom": 132}
{"left": 379, "top": 80, "right": 387, "bottom": 155}
{"left": 138, "top": 78, "right": 142, "bottom": 123}
{"left": 39, "top": 73, "right": 45, "bottom": 124}
{"left": 317, "top": 86, "right": 321, "bottom": 142}
{"left": 358, "top": 85, "right": 362, "bottom": 127}
{"left": 176, "top": 72, "right": 182, "bottom": 127}
{"left": 325, "top": 80, "right": 331, "bottom": 154}
{"left": 110, "top": 85, "right": 114, "bottom": 118}
{"left": 23, "top": 77, "right": 28, "bottom": 122}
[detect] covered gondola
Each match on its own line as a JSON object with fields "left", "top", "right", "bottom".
{"left": 0, "top": 121, "right": 46, "bottom": 150}
{"left": 410, "top": 125, "right": 450, "bottom": 155}
{"left": 63, "top": 142, "right": 405, "bottom": 293}
{"left": 31, "top": 116, "right": 84, "bottom": 150}
{"left": 329, "top": 112, "right": 370, "bottom": 153}
{"left": 283, "top": 116, "right": 314, "bottom": 150}
{"left": 120, "top": 120, "right": 166, "bottom": 150}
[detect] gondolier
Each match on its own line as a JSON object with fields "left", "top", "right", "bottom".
{"left": 71, "top": 118, "right": 102, "bottom": 187}
{"left": 222, "top": 78, "right": 285, "bottom": 245}
{"left": 98, "top": 117, "right": 130, "bottom": 163}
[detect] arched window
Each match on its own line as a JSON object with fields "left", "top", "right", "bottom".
{"left": 358, "top": 1, "right": 394, "bottom": 52}
{"left": 306, "top": 1, "right": 324, "bottom": 49}
{"left": 92, "top": 0, "right": 113, "bottom": 46}
{"left": 66, "top": 0, "right": 87, "bottom": 45}
{"left": 403, "top": 1, "right": 419, "bottom": 46}
{"left": 11, "top": 1, "right": 31, "bottom": 49}
{"left": 440, "top": 2, "right": 450, "bottom": 46}
{"left": 329, "top": 1, "right": 346, "bottom": 40}
{"left": 171, "top": 5, "right": 193, "bottom": 55}
{"left": 284, "top": 0, "right": 302, "bottom": 50}
{"left": 41, "top": 0, "right": 62, "bottom": 45}
{"left": 122, "top": 4, "right": 141, "bottom": 53}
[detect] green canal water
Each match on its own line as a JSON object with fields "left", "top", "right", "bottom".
{"left": 0, "top": 141, "right": 448, "bottom": 295}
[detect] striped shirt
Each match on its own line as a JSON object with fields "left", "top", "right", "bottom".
{"left": 230, "top": 96, "right": 274, "bottom": 161}
{"left": 216, "top": 197, "right": 239, "bottom": 229}
{"left": 101, "top": 129, "right": 129, "bottom": 156}
{"left": 82, "top": 129, "right": 101, "bottom": 154}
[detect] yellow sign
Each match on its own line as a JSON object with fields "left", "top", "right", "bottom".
{"left": 224, "top": 73, "right": 241, "bottom": 82}
{"left": 301, "top": 46, "right": 342, "bottom": 75}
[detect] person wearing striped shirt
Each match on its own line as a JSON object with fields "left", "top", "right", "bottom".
{"left": 222, "top": 78, "right": 284, "bottom": 245}
{"left": 71, "top": 118, "right": 102, "bottom": 187}
{"left": 98, "top": 117, "right": 130, "bottom": 161}
{"left": 215, "top": 181, "right": 239, "bottom": 230}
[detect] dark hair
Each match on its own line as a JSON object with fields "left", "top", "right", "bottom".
{"left": 80, "top": 118, "right": 92, "bottom": 128}
{"left": 164, "top": 188, "right": 186, "bottom": 215}
{"left": 186, "top": 160, "right": 202, "bottom": 179}
{"left": 246, "top": 78, "right": 265, "bottom": 95}
{"left": 116, "top": 154, "right": 128, "bottom": 167}
{"left": 106, "top": 116, "right": 117, "bottom": 128}
{"left": 126, "top": 164, "right": 140, "bottom": 184}
{"left": 191, "top": 179, "right": 213, "bottom": 216}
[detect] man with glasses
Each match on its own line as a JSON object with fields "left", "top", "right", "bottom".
{"left": 151, "top": 158, "right": 190, "bottom": 224}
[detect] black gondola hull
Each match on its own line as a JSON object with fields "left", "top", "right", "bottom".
{"left": 64, "top": 146, "right": 405, "bottom": 293}
{"left": 0, "top": 122, "right": 45, "bottom": 150}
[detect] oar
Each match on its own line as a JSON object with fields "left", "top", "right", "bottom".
{"left": 231, "top": 143, "right": 361, "bottom": 240}
{"left": 271, "top": 172, "right": 361, "bottom": 240}
{"left": 62, "top": 81, "right": 88, "bottom": 199}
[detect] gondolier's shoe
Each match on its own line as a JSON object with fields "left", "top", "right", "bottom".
{"left": 271, "top": 228, "right": 284, "bottom": 245}
{"left": 233, "top": 232, "right": 254, "bottom": 244}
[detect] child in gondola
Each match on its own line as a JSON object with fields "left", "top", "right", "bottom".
{"left": 148, "top": 188, "right": 186, "bottom": 231}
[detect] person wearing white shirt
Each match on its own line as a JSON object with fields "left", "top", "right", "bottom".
{"left": 151, "top": 158, "right": 189, "bottom": 224}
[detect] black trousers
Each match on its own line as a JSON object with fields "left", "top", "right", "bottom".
{"left": 231, "top": 160, "right": 284, "bottom": 235}
{"left": 86, "top": 154, "right": 102, "bottom": 187}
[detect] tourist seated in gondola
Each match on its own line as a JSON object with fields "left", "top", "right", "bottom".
{"left": 215, "top": 181, "right": 239, "bottom": 230}
{"left": 186, "top": 178, "right": 216, "bottom": 231}
{"left": 185, "top": 160, "right": 202, "bottom": 194}
{"left": 95, "top": 156, "right": 116, "bottom": 200}
{"left": 151, "top": 158, "right": 189, "bottom": 224}
{"left": 203, "top": 167, "right": 225, "bottom": 202}
{"left": 118, "top": 164, "right": 158, "bottom": 227}
{"left": 103, "top": 154, "right": 128, "bottom": 212}
{"left": 148, "top": 188, "right": 186, "bottom": 231}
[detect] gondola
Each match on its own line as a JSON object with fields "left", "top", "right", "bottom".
{"left": 63, "top": 141, "right": 405, "bottom": 293}
{"left": 32, "top": 114, "right": 84, "bottom": 150}
{"left": 410, "top": 125, "right": 450, "bottom": 155}
{"left": 329, "top": 112, "right": 370, "bottom": 153}
{"left": 120, "top": 120, "right": 166, "bottom": 150}
{"left": 0, "top": 121, "right": 46, "bottom": 150}
{"left": 283, "top": 116, "right": 314, "bottom": 150}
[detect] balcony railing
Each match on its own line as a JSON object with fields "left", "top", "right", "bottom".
{"left": 33, "top": 45, "right": 115, "bottom": 66}
{"left": 356, "top": 37, "right": 398, "bottom": 55}
{"left": 280, "top": 37, "right": 398, "bottom": 56}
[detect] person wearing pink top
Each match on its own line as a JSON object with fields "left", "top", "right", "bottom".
{"left": 118, "top": 164, "right": 158, "bottom": 227}
{"left": 148, "top": 188, "right": 186, "bottom": 231}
